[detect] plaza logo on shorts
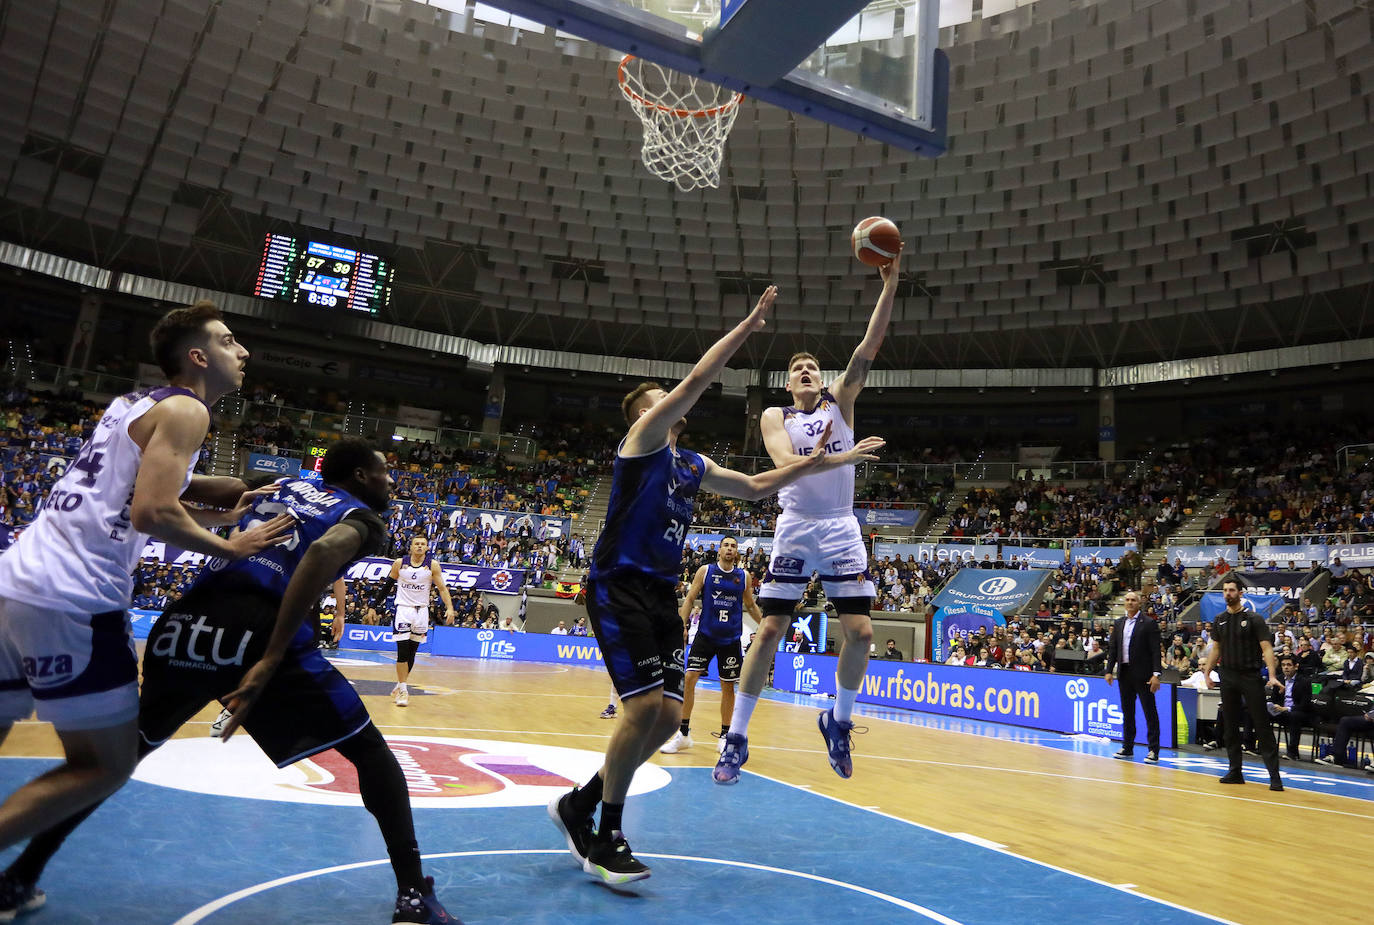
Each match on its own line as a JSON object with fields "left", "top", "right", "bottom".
{"left": 133, "top": 735, "right": 672, "bottom": 808}
{"left": 977, "top": 576, "right": 1018, "bottom": 596}
{"left": 490, "top": 569, "right": 514, "bottom": 592}
{"left": 771, "top": 556, "right": 805, "bottom": 576}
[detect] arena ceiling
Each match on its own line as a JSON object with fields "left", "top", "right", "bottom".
{"left": 0, "top": 0, "right": 1371, "bottom": 371}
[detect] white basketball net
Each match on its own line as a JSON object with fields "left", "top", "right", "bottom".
{"left": 618, "top": 55, "right": 743, "bottom": 192}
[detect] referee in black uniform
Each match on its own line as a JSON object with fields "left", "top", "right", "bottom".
{"left": 1201, "top": 575, "right": 1284, "bottom": 791}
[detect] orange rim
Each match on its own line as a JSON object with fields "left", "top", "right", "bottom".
{"left": 618, "top": 55, "right": 743, "bottom": 118}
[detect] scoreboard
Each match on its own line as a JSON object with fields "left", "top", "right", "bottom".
{"left": 254, "top": 234, "right": 394, "bottom": 314}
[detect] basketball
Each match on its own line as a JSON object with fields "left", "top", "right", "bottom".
{"left": 851, "top": 217, "right": 902, "bottom": 267}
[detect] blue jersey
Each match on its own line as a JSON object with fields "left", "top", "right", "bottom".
{"left": 701, "top": 562, "right": 745, "bottom": 642}
{"left": 193, "top": 478, "right": 387, "bottom": 600}
{"left": 591, "top": 443, "right": 706, "bottom": 584}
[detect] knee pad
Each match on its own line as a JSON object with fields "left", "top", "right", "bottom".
{"left": 828, "top": 596, "right": 874, "bottom": 614}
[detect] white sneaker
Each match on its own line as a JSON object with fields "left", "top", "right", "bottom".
{"left": 660, "top": 731, "right": 693, "bottom": 753}
{"left": 1315, "top": 754, "right": 1336, "bottom": 765}
{"left": 395, "top": 686, "right": 409, "bottom": 707}
{"left": 209, "top": 708, "right": 232, "bottom": 737}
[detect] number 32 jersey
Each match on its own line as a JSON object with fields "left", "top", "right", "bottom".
{"left": 777, "top": 389, "right": 856, "bottom": 518}
{"left": 590, "top": 443, "right": 705, "bottom": 585}
{"left": 0, "top": 387, "right": 203, "bottom": 614}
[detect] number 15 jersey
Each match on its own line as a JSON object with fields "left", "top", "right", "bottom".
{"left": 590, "top": 442, "right": 705, "bottom": 585}
{"left": 0, "top": 387, "right": 203, "bottom": 614}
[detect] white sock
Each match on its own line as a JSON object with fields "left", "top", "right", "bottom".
{"left": 834, "top": 684, "right": 859, "bottom": 723}
{"left": 728, "top": 692, "right": 759, "bottom": 737}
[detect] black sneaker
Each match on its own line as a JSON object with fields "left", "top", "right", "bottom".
{"left": 392, "top": 876, "right": 459, "bottom": 924}
{"left": 1112, "top": 748, "right": 1134, "bottom": 760}
{"left": 583, "top": 831, "right": 651, "bottom": 884}
{"left": 0, "top": 872, "right": 45, "bottom": 921}
{"left": 548, "top": 791, "right": 595, "bottom": 867}
{"left": 1143, "top": 750, "right": 1159, "bottom": 764}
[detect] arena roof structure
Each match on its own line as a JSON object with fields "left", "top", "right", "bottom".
{"left": 0, "top": 0, "right": 1371, "bottom": 371}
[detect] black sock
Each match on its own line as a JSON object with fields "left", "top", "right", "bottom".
{"left": 598, "top": 801, "right": 624, "bottom": 837}
{"left": 569, "top": 772, "right": 603, "bottom": 817}
{"left": 679, "top": 719, "right": 690, "bottom": 735}
{"left": 720, "top": 724, "right": 729, "bottom": 738}
{"left": 336, "top": 724, "right": 426, "bottom": 894}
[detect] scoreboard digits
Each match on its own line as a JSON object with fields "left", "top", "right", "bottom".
{"left": 253, "top": 234, "right": 394, "bottom": 314}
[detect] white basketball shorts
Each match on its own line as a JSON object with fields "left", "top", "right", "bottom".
{"left": 392, "top": 605, "right": 430, "bottom": 642}
{"left": 758, "top": 511, "right": 875, "bottom": 600}
{"left": 0, "top": 595, "right": 139, "bottom": 731}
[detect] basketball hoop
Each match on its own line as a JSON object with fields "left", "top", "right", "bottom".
{"left": 617, "top": 55, "right": 743, "bottom": 192}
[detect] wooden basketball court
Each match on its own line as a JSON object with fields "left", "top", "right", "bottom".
{"left": 5, "top": 648, "right": 1370, "bottom": 924}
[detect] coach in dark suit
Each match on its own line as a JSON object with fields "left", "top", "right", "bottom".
{"left": 1104, "top": 590, "right": 1163, "bottom": 762}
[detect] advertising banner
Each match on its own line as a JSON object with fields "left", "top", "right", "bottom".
{"left": 853, "top": 507, "right": 920, "bottom": 527}
{"left": 344, "top": 557, "right": 526, "bottom": 595}
{"left": 1000, "top": 545, "right": 1067, "bottom": 568}
{"left": 930, "top": 569, "right": 1042, "bottom": 614}
{"left": 339, "top": 625, "right": 606, "bottom": 667}
{"left": 686, "top": 534, "right": 773, "bottom": 558}
{"left": 1198, "top": 591, "right": 1286, "bottom": 622}
{"left": 1233, "top": 570, "right": 1311, "bottom": 604}
{"left": 1068, "top": 544, "right": 1136, "bottom": 564}
{"left": 772, "top": 653, "right": 1172, "bottom": 745}
{"left": 932, "top": 604, "right": 1005, "bottom": 661}
{"left": 247, "top": 452, "right": 297, "bottom": 475}
{"left": 1249, "top": 545, "right": 1327, "bottom": 568}
{"left": 872, "top": 542, "right": 998, "bottom": 564}
{"left": 446, "top": 507, "right": 567, "bottom": 539}
{"left": 1166, "top": 545, "right": 1239, "bottom": 568}
{"left": 1325, "top": 543, "right": 1374, "bottom": 567}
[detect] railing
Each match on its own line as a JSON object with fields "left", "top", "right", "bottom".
{"left": 26, "top": 361, "right": 138, "bottom": 397}
{"left": 1165, "top": 532, "right": 1373, "bottom": 550}
{"left": 16, "top": 361, "right": 542, "bottom": 459}
{"left": 240, "top": 401, "right": 540, "bottom": 459}
{"left": 714, "top": 455, "right": 1145, "bottom": 482}
{"left": 1337, "top": 443, "right": 1374, "bottom": 473}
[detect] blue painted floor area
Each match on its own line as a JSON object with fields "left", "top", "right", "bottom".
{"left": 753, "top": 688, "right": 1374, "bottom": 803}
{"left": 0, "top": 762, "right": 1224, "bottom": 925}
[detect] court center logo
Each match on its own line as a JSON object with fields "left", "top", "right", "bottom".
{"left": 978, "top": 576, "right": 1018, "bottom": 596}
{"left": 134, "top": 735, "right": 671, "bottom": 808}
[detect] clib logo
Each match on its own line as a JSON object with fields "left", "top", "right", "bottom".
{"left": 1064, "top": 678, "right": 1090, "bottom": 699}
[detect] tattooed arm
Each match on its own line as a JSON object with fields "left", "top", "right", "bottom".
{"left": 831, "top": 244, "right": 904, "bottom": 418}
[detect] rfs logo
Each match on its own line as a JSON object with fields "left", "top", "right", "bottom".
{"left": 792, "top": 654, "right": 806, "bottom": 669}
{"left": 477, "top": 630, "right": 495, "bottom": 641}
{"left": 1064, "top": 678, "right": 1090, "bottom": 699}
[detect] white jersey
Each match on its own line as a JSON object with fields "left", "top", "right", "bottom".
{"left": 0, "top": 387, "right": 201, "bottom": 614}
{"left": 396, "top": 557, "right": 434, "bottom": 608}
{"left": 775, "top": 390, "right": 856, "bottom": 518}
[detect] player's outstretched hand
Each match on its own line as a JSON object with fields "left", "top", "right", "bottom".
{"left": 743, "top": 285, "right": 778, "bottom": 332}
{"left": 217, "top": 657, "right": 280, "bottom": 741}
{"left": 225, "top": 483, "right": 281, "bottom": 525}
{"left": 878, "top": 242, "right": 904, "bottom": 284}
{"left": 836, "top": 435, "right": 886, "bottom": 465}
{"left": 226, "top": 513, "right": 296, "bottom": 559}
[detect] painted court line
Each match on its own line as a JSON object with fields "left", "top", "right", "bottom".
{"left": 745, "top": 744, "right": 1374, "bottom": 820}
{"left": 171, "top": 848, "right": 963, "bottom": 925}
{"left": 748, "top": 770, "right": 1242, "bottom": 925}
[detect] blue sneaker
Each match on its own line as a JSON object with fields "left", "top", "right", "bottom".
{"left": 818, "top": 708, "right": 857, "bottom": 779}
{"left": 392, "top": 876, "right": 460, "bottom": 924}
{"left": 712, "top": 732, "right": 749, "bottom": 784}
